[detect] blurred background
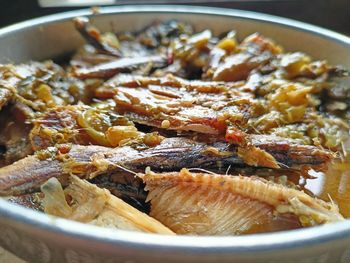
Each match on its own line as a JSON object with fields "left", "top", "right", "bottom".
{"left": 0, "top": 0, "right": 349, "bottom": 35}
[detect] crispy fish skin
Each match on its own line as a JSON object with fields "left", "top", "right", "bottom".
{"left": 30, "top": 105, "right": 90, "bottom": 151}
{"left": 249, "top": 134, "right": 335, "bottom": 167}
{"left": 73, "top": 17, "right": 122, "bottom": 57}
{"left": 73, "top": 56, "right": 167, "bottom": 79}
{"left": 41, "top": 176, "right": 174, "bottom": 234}
{"left": 0, "top": 138, "right": 236, "bottom": 196}
{"left": 0, "top": 144, "right": 113, "bottom": 196}
{"left": 73, "top": 18, "right": 168, "bottom": 79}
{"left": 95, "top": 74, "right": 254, "bottom": 135}
{"left": 127, "top": 135, "right": 334, "bottom": 170}
{"left": 0, "top": 136, "right": 333, "bottom": 196}
{"left": 28, "top": 100, "right": 333, "bottom": 168}
{"left": 141, "top": 169, "right": 344, "bottom": 235}
{"left": 211, "top": 33, "right": 281, "bottom": 82}
{"left": 104, "top": 73, "right": 244, "bottom": 91}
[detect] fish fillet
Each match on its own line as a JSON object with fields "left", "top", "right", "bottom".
{"left": 0, "top": 136, "right": 333, "bottom": 196}
{"left": 0, "top": 135, "right": 333, "bottom": 195}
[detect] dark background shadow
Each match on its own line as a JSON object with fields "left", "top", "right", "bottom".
{"left": 0, "top": 0, "right": 349, "bottom": 34}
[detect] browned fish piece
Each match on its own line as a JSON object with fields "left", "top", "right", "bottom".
{"left": 103, "top": 73, "right": 244, "bottom": 91}
{"left": 0, "top": 136, "right": 333, "bottom": 196}
{"left": 249, "top": 134, "right": 334, "bottom": 167}
{"left": 72, "top": 55, "right": 167, "bottom": 79}
{"left": 30, "top": 110, "right": 333, "bottom": 169}
{"left": 0, "top": 144, "right": 116, "bottom": 196}
{"left": 141, "top": 169, "right": 344, "bottom": 235}
{"left": 29, "top": 107, "right": 335, "bottom": 170}
{"left": 41, "top": 176, "right": 174, "bottom": 234}
{"left": 74, "top": 17, "right": 122, "bottom": 57}
{"left": 95, "top": 74, "right": 255, "bottom": 135}
{"left": 0, "top": 61, "right": 90, "bottom": 110}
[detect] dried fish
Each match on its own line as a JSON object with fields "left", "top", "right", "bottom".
{"left": 98, "top": 74, "right": 256, "bottom": 135}
{"left": 0, "top": 136, "right": 333, "bottom": 196}
{"left": 72, "top": 56, "right": 167, "bottom": 79}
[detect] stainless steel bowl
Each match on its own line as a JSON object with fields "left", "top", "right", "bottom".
{"left": 1, "top": 5, "right": 350, "bottom": 263}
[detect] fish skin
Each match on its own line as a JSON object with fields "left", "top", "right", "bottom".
{"left": 0, "top": 139, "right": 235, "bottom": 196}
{"left": 0, "top": 144, "right": 129, "bottom": 196}
{"left": 96, "top": 74, "right": 254, "bottom": 135}
{"left": 249, "top": 134, "right": 335, "bottom": 167}
{"left": 73, "top": 17, "right": 122, "bottom": 57}
{"left": 72, "top": 56, "right": 167, "bottom": 79}
{"left": 0, "top": 136, "right": 333, "bottom": 196}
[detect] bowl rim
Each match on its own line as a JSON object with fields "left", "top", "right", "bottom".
{"left": 1, "top": 4, "right": 350, "bottom": 254}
